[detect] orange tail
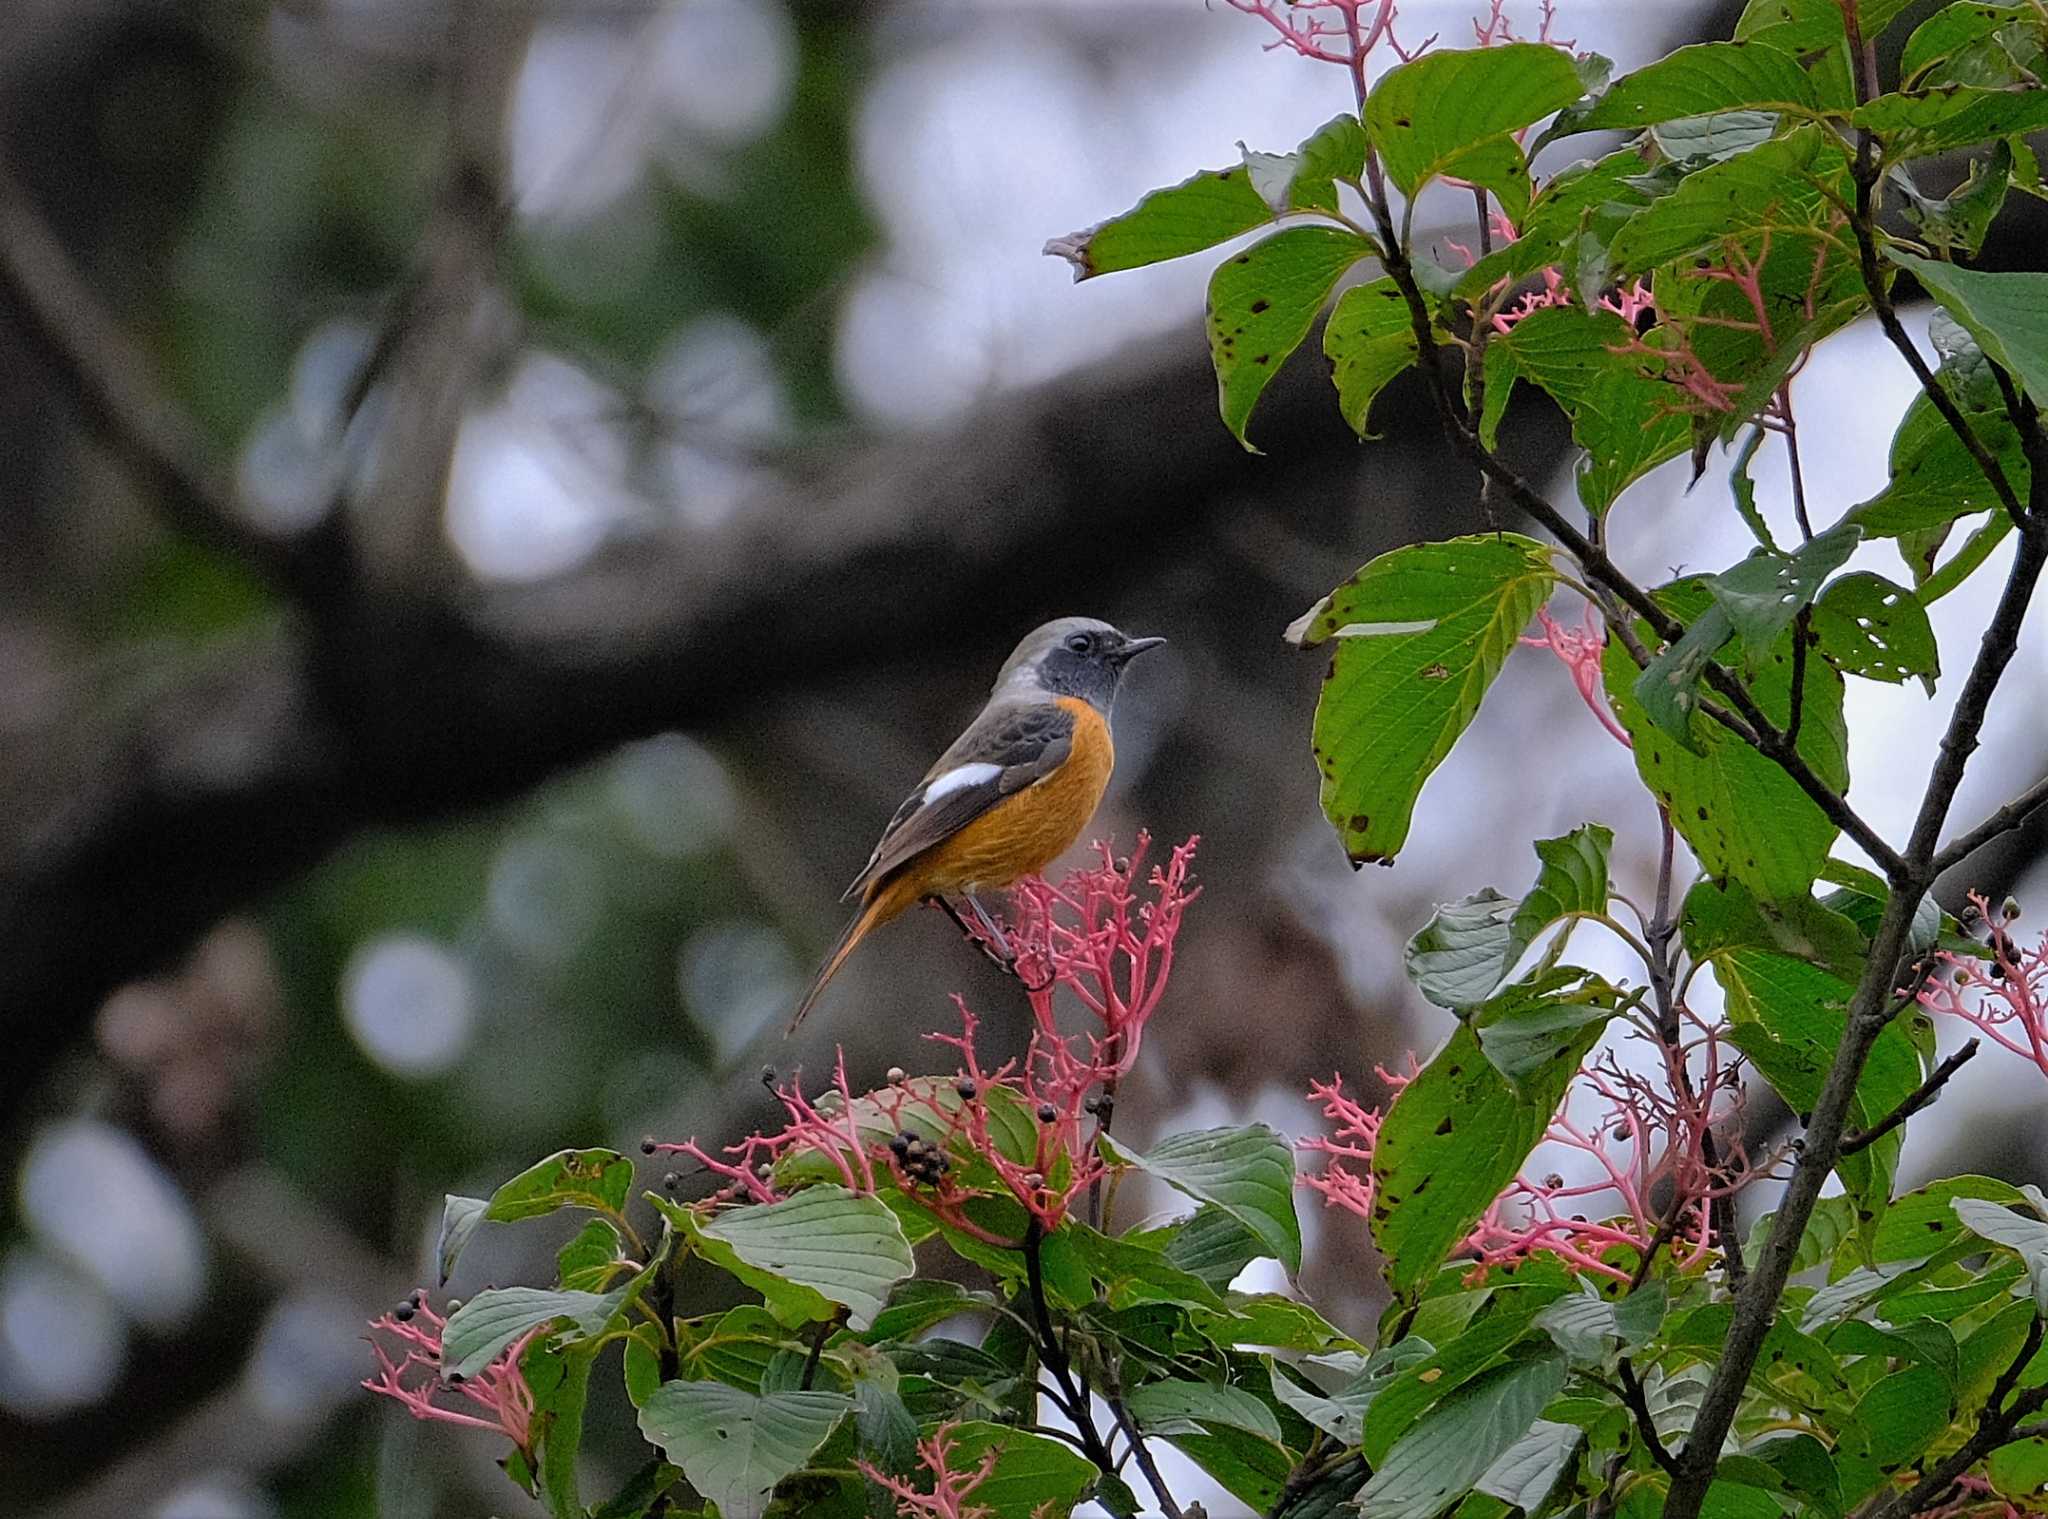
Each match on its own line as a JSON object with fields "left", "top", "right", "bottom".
{"left": 787, "top": 881, "right": 913, "bottom": 1033}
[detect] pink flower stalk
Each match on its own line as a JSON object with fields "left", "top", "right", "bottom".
{"left": 1521, "top": 603, "right": 1630, "bottom": 748}
{"left": 1491, "top": 271, "right": 1656, "bottom": 336}
{"left": 1921, "top": 1474, "right": 2023, "bottom": 1519}
{"left": 1303, "top": 1018, "right": 1761, "bottom": 1284}
{"left": 363, "top": 1293, "right": 541, "bottom": 1456}
{"left": 1474, "top": 0, "right": 1572, "bottom": 47}
{"left": 1919, "top": 894, "right": 2048, "bottom": 1081}
{"left": 650, "top": 836, "right": 1199, "bottom": 1241}
{"left": 857, "top": 1422, "right": 1001, "bottom": 1519}
{"left": 983, "top": 832, "right": 1202, "bottom": 1088}
{"left": 1222, "top": 0, "right": 1417, "bottom": 70}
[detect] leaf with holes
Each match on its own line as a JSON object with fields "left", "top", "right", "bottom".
{"left": 1705, "top": 524, "right": 1863, "bottom": 669}
{"left": 1856, "top": 87, "right": 2048, "bottom": 157}
{"left": 1367, "top": 44, "right": 1584, "bottom": 199}
{"left": 1371, "top": 1022, "right": 1600, "bottom": 1296}
{"left": 1810, "top": 572, "right": 1939, "bottom": 690}
{"left": 1207, "top": 227, "right": 1373, "bottom": 449}
{"left": 637, "top": 1381, "right": 850, "bottom": 1519}
{"left": 1045, "top": 164, "right": 1273, "bottom": 279}
{"left": 1103, "top": 1125, "right": 1300, "bottom": 1272}
{"left": 1290, "top": 534, "right": 1555, "bottom": 866}
{"left": 485, "top": 1149, "right": 635, "bottom": 1223}
{"left": 1734, "top": 0, "right": 1919, "bottom": 50}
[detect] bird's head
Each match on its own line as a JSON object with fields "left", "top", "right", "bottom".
{"left": 994, "top": 617, "right": 1166, "bottom": 711}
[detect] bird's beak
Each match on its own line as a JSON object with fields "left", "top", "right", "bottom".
{"left": 1118, "top": 635, "right": 1167, "bottom": 662}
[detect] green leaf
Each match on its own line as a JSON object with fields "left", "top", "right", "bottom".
{"left": 1126, "top": 1379, "right": 1286, "bottom": 1443}
{"left": 1163, "top": 1205, "right": 1266, "bottom": 1292}
{"left": 1849, "top": 342, "right": 2026, "bottom": 556}
{"left": 1704, "top": 525, "right": 1863, "bottom": 669}
{"left": 1291, "top": 533, "right": 1555, "bottom": 865}
{"left": 850, "top": 1375, "right": 918, "bottom": 1476}
{"left": 1734, "top": 0, "right": 1919, "bottom": 49}
{"left": 1324, "top": 278, "right": 1419, "bottom": 438}
{"left": 536, "top": 1344, "right": 595, "bottom": 1519}
{"left": 1161, "top": 1422, "right": 1296, "bottom": 1512}
{"left": 1918, "top": 510, "right": 2015, "bottom": 603}
{"left": 1372, "top": 1023, "right": 1599, "bottom": 1296}
{"left": 1681, "top": 877, "right": 1867, "bottom": 981}
{"left": 1453, "top": 150, "right": 1664, "bottom": 303}
{"left": 1569, "top": 42, "right": 1818, "bottom": 133}
{"left": 444, "top": 1226, "right": 670, "bottom": 1380}
{"left": 1244, "top": 114, "right": 1369, "bottom": 215}
{"left": 1102, "top": 1124, "right": 1300, "bottom": 1273}
{"left": 556, "top": 1218, "right": 626, "bottom": 1292}
{"left": 937, "top": 1423, "right": 1102, "bottom": 1519}
{"left": 1953, "top": 1197, "right": 2048, "bottom": 1312}
{"left": 1873, "top": 1175, "right": 2027, "bottom": 1262}
{"left": 485, "top": 1148, "right": 634, "bottom": 1223}
{"left": 1045, "top": 165, "right": 1272, "bottom": 279}
{"left": 1889, "top": 250, "right": 2048, "bottom": 402}
{"left": 680, "top": 1304, "right": 796, "bottom": 1393}
{"left": 1062, "top": 1223, "right": 1227, "bottom": 1312}
{"left": 697, "top": 1186, "right": 915, "bottom": 1332}
{"left": 1990, "top": 1437, "right": 2048, "bottom": 1503}
{"left": 1902, "top": 5, "right": 2038, "bottom": 87}
{"left": 1607, "top": 127, "right": 1845, "bottom": 275}
{"left": 1476, "top": 1419, "right": 1582, "bottom": 1513}
{"left": 1810, "top": 572, "right": 1941, "bottom": 689}
{"left": 1605, "top": 627, "right": 1847, "bottom": 900}
{"left": 861, "top": 1280, "right": 988, "bottom": 1344}
{"left": 1268, "top": 1347, "right": 1425, "bottom": 1446}
{"left": 636, "top": 1381, "right": 850, "bottom": 1519}
{"left": 1480, "top": 306, "right": 1691, "bottom": 512}
{"left": 1472, "top": 971, "right": 1631, "bottom": 1085}
{"left": 588, "top": 1460, "right": 682, "bottom": 1519}
{"left": 1894, "top": 140, "right": 2013, "bottom": 257}
{"left": 1405, "top": 825, "right": 1613, "bottom": 1009}
{"left": 1718, "top": 951, "right": 1925, "bottom": 1240}
{"left": 1855, "top": 86, "right": 2048, "bottom": 157}
{"left": 1207, "top": 227, "right": 1373, "bottom": 449}
{"left": 1366, "top": 44, "right": 1585, "bottom": 198}
{"left": 1358, "top": 1351, "right": 1570, "bottom": 1519}
{"left": 1651, "top": 111, "right": 1782, "bottom": 165}
{"left": 1534, "top": 1281, "right": 1665, "bottom": 1366}
{"left": 437, "top": 1193, "right": 487, "bottom": 1286}
{"left": 441, "top": 1287, "right": 617, "bottom": 1381}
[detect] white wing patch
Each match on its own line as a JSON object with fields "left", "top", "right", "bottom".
{"left": 922, "top": 762, "right": 1003, "bottom": 803}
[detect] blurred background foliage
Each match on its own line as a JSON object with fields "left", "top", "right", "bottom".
{"left": 4, "top": 1, "right": 2048, "bottom": 1516}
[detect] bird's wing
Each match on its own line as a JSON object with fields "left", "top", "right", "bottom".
{"left": 842, "top": 701, "right": 1077, "bottom": 901}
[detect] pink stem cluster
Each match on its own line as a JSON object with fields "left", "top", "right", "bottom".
{"left": 1303, "top": 1019, "right": 1762, "bottom": 1284}
{"left": 363, "top": 1293, "right": 541, "bottom": 1456}
{"left": 1473, "top": 0, "right": 1573, "bottom": 49}
{"left": 1922, "top": 1474, "right": 2024, "bottom": 1519}
{"left": 1521, "top": 603, "right": 1630, "bottom": 747}
{"left": 1919, "top": 893, "right": 2048, "bottom": 1080}
{"left": 653, "top": 837, "right": 1201, "bottom": 1240}
{"left": 1221, "top": 0, "right": 1414, "bottom": 68}
{"left": 856, "top": 1422, "right": 1002, "bottom": 1519}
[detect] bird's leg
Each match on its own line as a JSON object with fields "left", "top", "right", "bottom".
{"left": 971, "top": 893, "right": 1055, "bottom": 994}
{"left": 927, "top": 895, "right": 1015, "bottom": 971}
{"left": 964, "top": 892, "right": 1014, "bottom": 961}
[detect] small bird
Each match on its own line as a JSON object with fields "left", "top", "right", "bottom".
{"left": 788, "top": 616, "right": 1165, "bottom": 1030}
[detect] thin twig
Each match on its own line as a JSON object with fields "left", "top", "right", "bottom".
{"left": 798, "top": 1314, "right": 836, "bottom": 1392}
{"left": 1840, "top": 1040, "right": 1980, "bottom": 1156}
{"left": 1615, "top": 1359, "right": 1681, "bottom": 1477}
{"left": 1023, "top": 1223, "right": 1118, "bottom": 1475}
{"left": 1104, "top": 1388, "right": 1187, "bottom": 1519}
{"left": 1932, "top": 774, "right": 2048, "bottom": 876}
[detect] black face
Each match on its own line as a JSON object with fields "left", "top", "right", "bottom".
{"left": 1037, "top": 626, "right": 1165, "bottom": 710}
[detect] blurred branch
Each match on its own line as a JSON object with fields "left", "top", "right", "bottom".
{"left": 0, "top": 164, "right": 314, "bottom": 592}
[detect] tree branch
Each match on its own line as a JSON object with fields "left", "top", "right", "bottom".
{"left": 1933, "top": 773, "right": 2048, "bottom": 877}
{"left": 1839, "top": 1040, "right": 1979, "bottom": 1156}
{"left": 1864, "top": 1317, "right": 2048, "bottom": 1519}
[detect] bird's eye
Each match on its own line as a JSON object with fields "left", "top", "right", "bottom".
{"left": 1065, "top": 633, "right": 1092, "bottom": 655}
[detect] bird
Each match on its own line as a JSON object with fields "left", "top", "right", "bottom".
{"left": 787, "top": 616, "right": 1166, "bottom": 1031}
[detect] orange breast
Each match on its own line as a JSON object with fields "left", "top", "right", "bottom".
{"left": 903, "top": 696, "right": 1114, "bottom": 896}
